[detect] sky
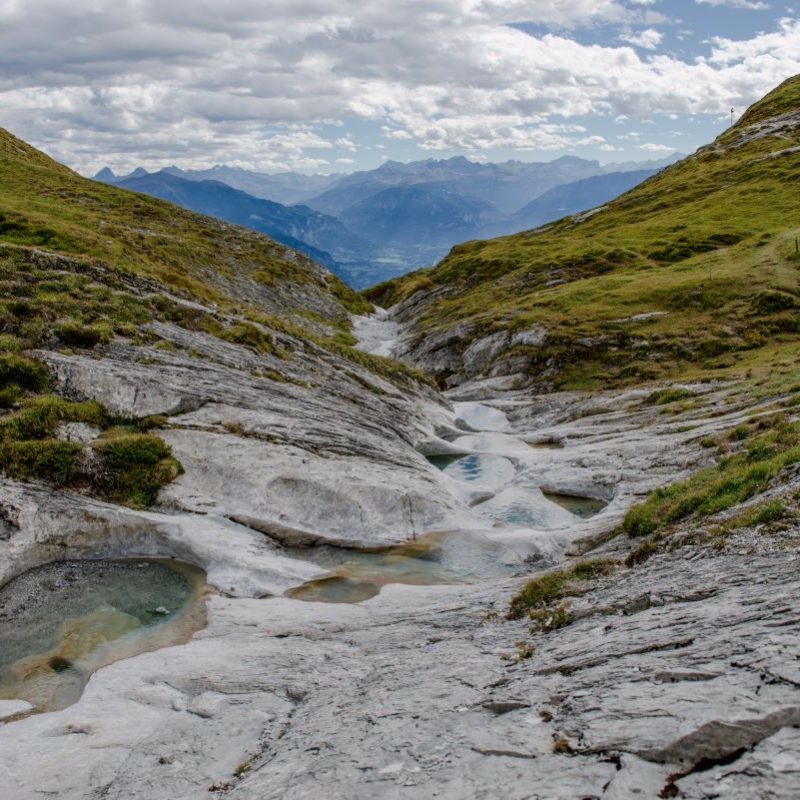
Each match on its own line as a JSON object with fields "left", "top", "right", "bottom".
{"left": 1, "top": 0, "right": 799, "bottom": 176}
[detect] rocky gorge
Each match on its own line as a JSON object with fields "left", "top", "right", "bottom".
{"left": 2, "top": 297, "right": 798, "bottom": 799}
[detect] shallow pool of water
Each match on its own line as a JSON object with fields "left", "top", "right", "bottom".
{"left": 285, "top": 530, "right": 524, "bottom": 604}
{"left": 543, "top": 492, "right": 608, "bottom": 519}
{"left": 0, "top": 558, "right": 207, "bottom": 716}
{"left": 429, "top": 452, "right": 517, "bottom": 491}
{"left": 426, "top": 453, "right": 468, "bottom": 471}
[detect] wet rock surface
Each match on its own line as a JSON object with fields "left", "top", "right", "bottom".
{"left": 0, "top": 312, "right": 797, "bottom": 798}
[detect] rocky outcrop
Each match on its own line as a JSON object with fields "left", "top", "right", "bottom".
{"left": 2, "top": 313, "right": 788, "bottom": 798}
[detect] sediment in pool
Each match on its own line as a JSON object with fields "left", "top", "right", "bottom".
{"left": 284, "top": 530, "right": 524, "bottom": 604}
{"left": 542, "top": 492, "right": 608, "bottom": 519}
{"left": 0, "top": 557, "right": 208, "bottom": 716}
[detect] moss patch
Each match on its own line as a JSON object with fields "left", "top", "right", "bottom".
{"left": 0, "top": 382, "right": 182, "bottom": 508}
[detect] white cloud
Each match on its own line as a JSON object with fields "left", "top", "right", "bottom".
{"left": 697, "top": 0, "right": 770, "bottom": 9}
{"left": 0, "top": 1, "right": 797, "bottom": 172}
{"left": 619, "top": 28, "right": 663, "bottom": 49}
{"left": 639, "top": 142, "right": 675, "bottom": 151}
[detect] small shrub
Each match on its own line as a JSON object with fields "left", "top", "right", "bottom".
{"left": 221, "top": 322, "right": 273, "bottom": 354}
{"left": 508, "top": 559, "right": 619, "bottom": 620}
{"left": 92, "top": 433, "right": 182, "bottom": 508}
{"left": 552, "top": 735, "right": 574, "bottom": 754}
{"left": 570, "top": 558, "right": 618, "bottom": 580}
{"left": 621, "top": 503, "right": 657, "bottom": 538}
{"left": 508, "top": 572, "right": 567, "bottom": 620}
{"left": 233, "top": 762, "right": 252, "bottom": 779}
{"left": 751, "top": 499, "right": 789, "bottom": 525}
{"left": 752, "top": 290, "right": 799, "bottom": 314}
{"left": 55, "top": 322, "right": 111, "bottom": 348}
{"left": 0, "top": 395, "right": 104, "bottom": 441}
{"left": 513, "top": 641, "right": 535, "bottom": 662}
{"left": 0, "top": 353, "right": 49, "bottom": 392}
{"left": 0, "top": 439, "right": 83, "bottom": 484}
{"left": 724, "top": 498, "right": 790, "bottom": 532}
{"left": 729, "top": 424, "right": 751, "bottom": 441}
{"left": 529, "top": 602, "right": 573, "bottom": 634}
{"left": 0, "top": 386, "right": 19, "bottom": 407}
{"left": 646, "top": 387, "right": 694, "bottom": 405}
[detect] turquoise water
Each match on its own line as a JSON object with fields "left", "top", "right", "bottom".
{"left": 543, "top": 492, "right": 607, "bottom": 519}
{"left": 0, "top": 558, "right": 207, "bottom": 715}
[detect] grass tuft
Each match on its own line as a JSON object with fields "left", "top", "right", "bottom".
{"left": 622, "top": 417, "right": 800, "bottom": 538}
{"left": 508, "top": 558, "right": 618, "bottom": 620}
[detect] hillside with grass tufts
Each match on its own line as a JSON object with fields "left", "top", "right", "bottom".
{"left": 371, "top": 75, "right": 800, "bottom": 392}
{"left": 0, "top": 126, "right": 439, "bottom": 508}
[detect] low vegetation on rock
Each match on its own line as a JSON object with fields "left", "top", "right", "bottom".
{"left": 622, "top": 413, "right": 800, "bottom": 538}
{"left": 507, "top": 558, "right": 618, "bottom": 621}
{"left": 0, "top": 366, "right": 181, "bottom": 507}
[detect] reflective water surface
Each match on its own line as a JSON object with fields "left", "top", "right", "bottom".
{"left": 0, "top": 558, "right": 208, "bottom": 716}
{"left": 542, "top": 492, "right": 608, "bottom": 519}
{"left": 285, "top": 530, "right": 524, "bottom": 604}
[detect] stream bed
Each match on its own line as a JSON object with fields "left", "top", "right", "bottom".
{"left": 285, "top": 530, "right": 526, "bottom": 604}
{"left": 0, "top": 557, "right": 208, "bottom": 716}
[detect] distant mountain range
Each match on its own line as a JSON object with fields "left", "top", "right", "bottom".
{"left": 305, "top": 155, "right": 640, "bottom": 217}
{"left": 111, "top": 171, "right": 374, "bottom": 283}
{"left": 486, "top": 169, "right": 657, "bottom": 238}
{"left": 96, "top": 153, "right": 681, "bottom": 287}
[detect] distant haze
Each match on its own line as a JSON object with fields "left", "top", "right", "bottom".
{"left": 99, "top": 152, "right": 680, "bottom": 286}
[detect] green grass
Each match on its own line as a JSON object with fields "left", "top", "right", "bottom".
{"left": 507, "top": 558, "right": 618, "bottom": 620}
{"left": 622, "top": 416, "right": 800, "bottom": 538}
{"left": 376, "top": 75, "right": 800, "bottom": 390}
{"left": 721, "top": 497, "right": 791, "bottom": 531}
{"left": 0, "top": 353, "right": 50, "bottom": 406}
{"left": 0, "top": 378, "right": 182, "bottom": 508}
{"left": 646, "top": 387, "right": 695, "bottom": 405}
{"left": 0, "top": 395, "right": 104, "bottom": 440}
{"left": 0, "top": 127, "right": 368, "bottom": 315}
{"left": 0, "top": 241, "right": 426, "bottom": 393}
{"left": 92, "top": 433, "right": 183, "bottom": 508}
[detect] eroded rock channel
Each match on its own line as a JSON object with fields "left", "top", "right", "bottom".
{"left": 1, "top": 307, "right": 798, "bottom": 800}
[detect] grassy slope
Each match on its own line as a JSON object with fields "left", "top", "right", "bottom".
{"left": 0, "top": 128, "right": 433, "bottom": 507}
{"left": 0, "top": 127, "right": 369, "bottom": 317}
{"left": 370, "top": 76, "right": 800, "bottom": 390}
